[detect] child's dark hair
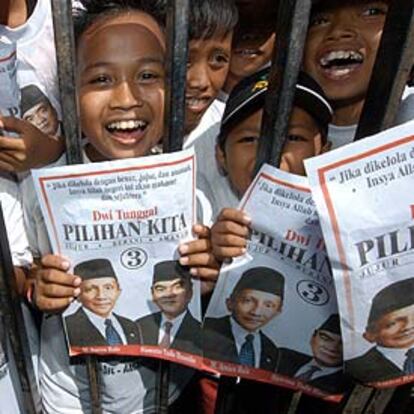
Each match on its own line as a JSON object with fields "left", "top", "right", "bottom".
{"left": 73, "top": 0, "right": 160, "bottom": 45}
{"left": 312, "top": 0, "right": 391, "bottom": 14}
{"left": 137, "top": 0, "right": 238, "bottom": 40}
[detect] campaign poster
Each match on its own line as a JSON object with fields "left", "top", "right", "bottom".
{"left": 306, "top": 119, "right": 414, "bottom": 388}
{"left": 32, "top": 149, "right": 203, "bottom": 369}
{"left": 203, "top": 164, "right": 348, "bottom": 401}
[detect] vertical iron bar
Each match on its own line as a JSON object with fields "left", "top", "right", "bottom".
{"left": 363, "top": 389, "right": 395, "bottom": 414}
{"left": 157, "top": 1, "right": 189, "bottom": 413}
{"left": 254, "top": 0, "right": 312, "bottom": 173}
{"left": 0, "top": 204, "right": 41, "bottom": 414}
{"left": 51, "top": 1, "right": 101, "bottom": 413}
{"left": 355, "top": 0, "right": 414, "bottom": 139}
{"left": 162, "top": 0, "right": 190, "bottom": 153}
{"left": 51, "top": 0, "right": 83, "bottom": 164}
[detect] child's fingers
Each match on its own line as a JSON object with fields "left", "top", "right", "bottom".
{"left": 0, "top": 135, "right": 24, "bottom": 150}
{"left": 213, "top": 220, "right": 250, "bottom": 238}
{"left": 0, "top": 116, "right": 26, "bottom": 133}
{"left": 40, "top": 282, "right": 80, "bottom": 299}
{"left": 179, "top": 252, "right": 214, "bottom": 267}
{"left": 0, "top": 159, "right": 16, "bottom": 172}
{"left": 217, "top": 208, "right": 251, "bottom": 226}
{"left": 35, "top": 296, "right": 75, "bottom": 313}
{"left": 38, "top": 268, "right": 81, "bottom": 288}
{"left": 179, "top": 238, "right": 211, "bottom": 256}
{"left": 192, "top": 223, "right": 210, "bottom": 238}
{"left": 41, "top": 254, "right": 71, "bottom": 272}
{"left": 211, "top": 233, "right": 247, "bottom": 249}
{"left": 213, "top": 246, "right": 246, "bottom": 259}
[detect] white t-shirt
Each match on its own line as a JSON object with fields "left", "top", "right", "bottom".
{"left": 22, "top": 152, "right": 194, "bottom": 414}
{"left": 0, "top": 174, "right": 36, "bottom": 414}
{"left": 0, "top": 0, "right": 61, "bottom": 118}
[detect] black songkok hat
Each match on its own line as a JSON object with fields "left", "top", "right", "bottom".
{"left": 74, "top": 258, "right": 118, "bottom": 281}
{"left": 232, "top": 267, "right": 285, "bottom": 299}
{"left": 218, "top": 67, "right": 333, "bottom": 149}
{"left": 367, "top": 278, "right": 414, "bottom": 329}
{"left": 152, "top": 260, "right": 191, "bottom": 284}
{"left": 318, "top": 314, "right": 341, "bottom": 335}
{"left": 20, "top": 84, "right": 50, "bottom": 115}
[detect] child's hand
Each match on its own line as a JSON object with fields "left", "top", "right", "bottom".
{"left": 0, "top": 116, "right": 63, "bottom": 172}
{"left": 33, "top": 255, "right": 81, "bottom": 313}
{"left": 178, "top": 224, "right": 221, "bottom": 281}
{"left": 211, "top": 208, "right": 251, "bottom": 262}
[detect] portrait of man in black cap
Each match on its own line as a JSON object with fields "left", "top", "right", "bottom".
{"left": 20, "top": 84, "right": 61, "bottom": 138}
{"left": 65, "top": 258, "right": 141, "bottom": 347}
{"left": 135, "top": 260, "right": 201, "bottom": 354}
{"left": 203, "top": 267, "right": 284, "bottom": 370}
{"left": 278, "top": 314, "right": 351, "bottom": 393}
{"left": 346, "top": 278, "right": 414, "bottom": 382}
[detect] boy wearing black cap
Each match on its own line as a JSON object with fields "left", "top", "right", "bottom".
{"left": 136, "top": 260, "right": 201, "bottom": 354}
{"left": 208, "top": 67, "right": 333, "bottom": 260}
{"left": 346, "top": 278, "right": 414, "bottom": 382}
{"left": 204, "top": 266, "right": 284, "bottom": 370}
{"left": 65, "top": 258, "right": 141, "bottom": 347}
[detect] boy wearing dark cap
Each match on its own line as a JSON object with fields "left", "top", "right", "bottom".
{"left": 65, "top": 258, "right": 141, "bottom": 347}
{"left": 346, "top": 278, "right": 414, "bottom": 382}
{"left": 208, "top": 67, "right": 332, "bottom": 260}
{"left": 136, "top": 260, "right": 201, "bottom": 354}
{"left": 204, "top": 266, "right": 284, "bottom": 370}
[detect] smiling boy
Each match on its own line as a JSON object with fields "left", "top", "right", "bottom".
{"left": 303, "top": 0, "right": 390, "bottom": 148}
{"left": 21, "top": 1, "right": 198, "bottom": 412}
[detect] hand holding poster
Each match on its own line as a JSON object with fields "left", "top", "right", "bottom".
{"left": 32, "top": 149, "right": 202, "bottom": 368}
{"left": 305, "top": 119, "right": 414, "bottom": 387}
{"left": 203, "top": 164, "right": 349, "bottom": 401}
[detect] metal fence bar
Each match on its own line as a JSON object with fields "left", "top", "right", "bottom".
{"left": 162, "top": 0, "right": 190, "bottom": 153}
{"left": 51, "top": 0, "right": 83, "bottom": 165}
{"left": 363, "top": 389, "right": 395, "bottom": 414}
{"left": 50, "top": 1, "right": 102, "bottom": 412}
{"left": 254, "top": 0, "right": 312, "bottom": 173}
{"left": 0, "top": 203, "right": 41, "bottom": 414}
{"left": 157, "top": 0, "right": 190, "bottom": 412}
{"left": 355, "top": 0, "right": 414, "bottom": 140}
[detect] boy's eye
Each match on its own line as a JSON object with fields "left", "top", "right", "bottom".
{"left": 287, "top": 134, "right": 306, "bottom": 142}
{"left": 138, "top": 71, "right": 161, "bottom": 83}
{"left": 238, "top": 135, "right": 259, "bottom": 144}
{"left": 90, "top": 74, "right": 111, "bottom": 84}
{"left": 210, "top": 51, "right": 230, "bottom": 68}
{"left": 309, "top": 13, "right": 329, "bottom": 27}
{"left": 361, "top": 4, "right": 388, "bottom": 17}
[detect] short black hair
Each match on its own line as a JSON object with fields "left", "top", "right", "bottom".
{"left": 139, "top": 0, "right": 238, "bottom": 40}
{"left": 73, "top": 0, "right": 161, "bottom": 45}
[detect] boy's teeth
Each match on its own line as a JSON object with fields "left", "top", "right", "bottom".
{"left": 320, "top": 50, "right": 363, "bottom": 67}
{"left": 107, "top": 120, "right": 146, "bottom": 130}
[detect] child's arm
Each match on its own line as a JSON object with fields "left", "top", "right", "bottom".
{"left": 211, "top": 208, "right": 251, "bottom": 262}
{"left": 0, "top": 117, "right": 64, "bottom": 172}
{"left": 32, "top": 254, "right": 81, "bottom": 313}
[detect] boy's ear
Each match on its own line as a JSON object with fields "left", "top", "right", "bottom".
{"left": 363, "top": 330, "right": 377, "bottom": 344}
{"left": 215, "top": 144, "right": 228, "bottom": 176}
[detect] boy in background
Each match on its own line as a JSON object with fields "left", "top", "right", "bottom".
{"left": 303, "top": 0, "right": 391, "bottom": 148}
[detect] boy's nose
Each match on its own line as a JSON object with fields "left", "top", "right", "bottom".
{"left": 110, "top": 81, "right": 144, "bottom": 109}
{"left": 325, "top": 11, "right": 359, "bottom": 42}
{"left": 187, "top": 63, "right": 210, "bottom": 92}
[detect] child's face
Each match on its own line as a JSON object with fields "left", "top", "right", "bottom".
{"left": 185, "top": 33, "right": 232, "bottom": 134}
{"left": 217, "top": 107, "right": 324, "bottom": 197}
{"left": 303, "top": 1, "right": 388, "bottom": 106}
{"left": 77, "top": 12, "right": 165, "bottom": 161}
{"left": 229, "top": 23, "right": 275, "bottom": 86}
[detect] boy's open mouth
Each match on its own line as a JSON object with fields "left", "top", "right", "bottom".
{"left": 319, "top": 50, "right": 364, "bottom": 79}
{"left": 106, "top": 119, "right": 148, "bottom": 145}
{"left": 186, "top": 96, "right": 211, "bottom": 114}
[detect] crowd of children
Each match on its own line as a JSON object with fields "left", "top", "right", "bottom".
{"left": 1, "top": 0, "right": 413, "bottom": 413}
